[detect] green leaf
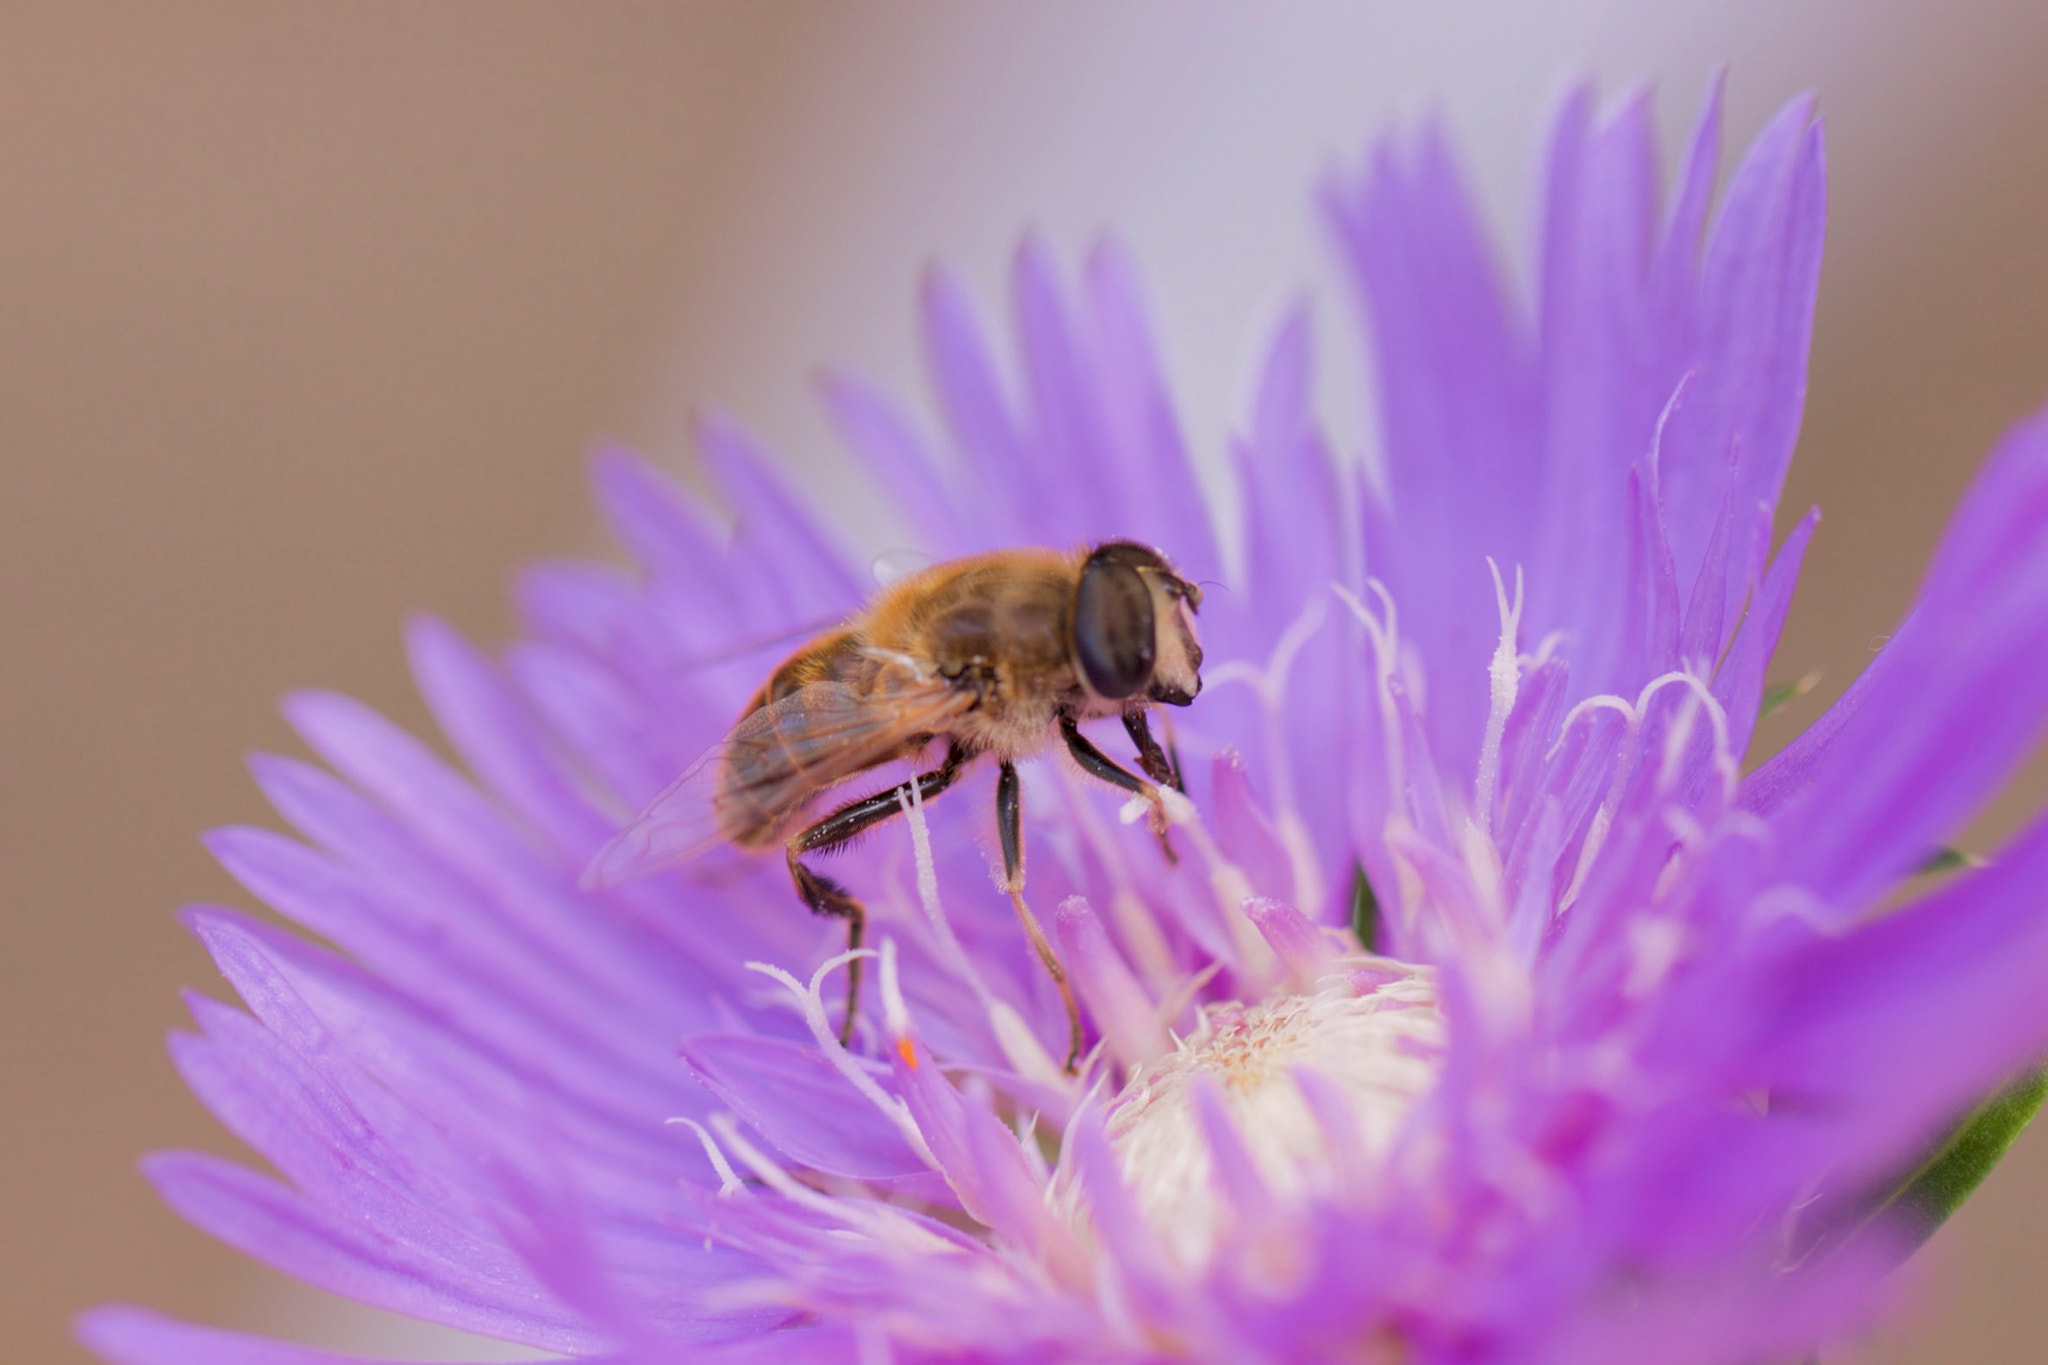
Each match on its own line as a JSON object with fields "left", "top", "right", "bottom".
{"left": 1758, "top": 669, "right": 1822, "bottom": 721}
{"left": 1349, "top": 864, "right": 1380, "bottom": 953}
{"left": 1885, "top": 1069, "right": 2047, "bottom": 1250}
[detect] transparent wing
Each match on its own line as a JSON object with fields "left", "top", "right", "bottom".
{"left": 580, "top": 663, "right": 972, "bottom": 889}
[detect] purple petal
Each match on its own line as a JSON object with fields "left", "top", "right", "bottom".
{"left": 1677, "top": 462, "right": 1738, "bottom": 672}
{"left": 1329, "top": 118, "right": 1536, "bottom": 772}
{"left": 1649, "top": 69, "right": 1724, "bottom": 312}
{"left": 1243, "top": 897, "right": 1338, "bottom": 987}
{"left": 681, "top": 1034, "right": 929, "bottom": 1182}
{"left": 511, "top": 557, "right": 659, "bottom": 670}
{"left": 919, "top": 265, "right": 1035, "bottom": 542}
{"left": 696, "top": 411, "right": 865, "bottom": 617}
{"left": 1751, "top": 806, "right": 2048, "bottom": 1174}
{"left": 1207, "top": 753, "right": 1296, "bottom": 914}
{"left": 507, "top": 640, "right": 680, "bottom": 809}
{"left": 183, "top": 907, "right": 692, "bottom": 1170}
{"left": 1715, "top": 507, "right": 1817, "bottom": 756}
{"left": 817, "top": 370, "right": 968, "bottom": 555}
{"left": 1054, "top": 896, "right": 1169, "bottom": 1068}
{"left": 1190, "top": 1077, "right": 1271, "bottom": 1226}
{"left": 77, "top": 1306, "right": 587, "bottom": 1365}
{"left": 892, "top": 1045, "right": 1050, "bottom": 1250}
{"left": 1084, "top": 241, "right": 1221, "bottom": 577}
{"left": 143, "top": 1153, "right": 592, "bottom": 1352}
{"left": 588, "top": 445, "right": 728, "bottom": 597}
{"left": 1677, "top": 99, "right": 1825, "bottom": 592}
{"left": 407, "top": 614, "right": 614, "bottom": 858}
{"left": 1768, "top": 411, "right": 2048, "bottom": 910}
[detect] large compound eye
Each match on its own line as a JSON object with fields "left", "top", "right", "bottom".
{"left": 1074, "top": 551, "right": 1156, "bottom": 699}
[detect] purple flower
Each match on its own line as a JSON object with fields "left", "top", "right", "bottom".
{"left": 83, "top": 79, "right": 2048, "bottom": 1364}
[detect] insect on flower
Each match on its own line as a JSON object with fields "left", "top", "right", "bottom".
{"left": 580, "top": 539, "right": 1206, "bottom": 1066}
{"left": 83, "top": 78, "right": 2048, "bottom": 1365}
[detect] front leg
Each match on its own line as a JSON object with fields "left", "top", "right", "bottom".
{"left": 1123, "top": 707, "right": 1183, "bottom": 791}
{"left": 1060, "top": 713, "right": 1178, "bottom": 863}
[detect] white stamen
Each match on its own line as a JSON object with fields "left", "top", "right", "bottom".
{"left": 1335, "top": 579, "right": 1431, "bottom": 944}
{"left": 901, "top": 777, "right": 946, "bottom": 929}
{"left": 1548, "top": 693, "right": 1638, "bottom": 757}
{"left": 877, "top": 936, "right": 912, "bottom": 1044}
{"left": 1067, "top": 965, "right": 1445, "bottom": 1266}
{"left": 667, "top": 1116, "right": 746, "bottom": 1196}
{"left": 1528, "top": 629, "right": 1568, "bottom": 667}
{"left": 705, "top": 1112, "right": 816, "bottom": 1206}
{"left": 1333, "top": 579, "right": 1409, "bottom": 823}
{"left": 1656, "top": 692, "right": 1702, "bottom": 792}
{"left": 706, "top": 1113, "right": 955, "bottom": 1261}
{"left": 705, "top": 1113, "right": 957, "bottom": 1263}
{"left": 1201, "top": 595, "right": 1334, "bottom": 911}
{"left": 898, "top": 776, "right": 1004, "bottom": 1028}
{"left": 1550, "top": 670, "right": 1740, "bottom": 912}
{"left": 1650, "top": 372, "right": 1696, "bottom": 475}
{"left": 743, "top": 953, "right": 936, "bottom": 1166}
{"left": 1474, "top": 558, "right": 1525, "bottom": 840}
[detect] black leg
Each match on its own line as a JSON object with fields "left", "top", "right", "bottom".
{"left": 996, "top": 759, "right": 1026, "bottom": 888}
{"left": 996, "top": 760, "right": 1084, "bottom": 1073}
{"left": 787, "top": 744, "right": 965, "bottom": 1043}
{"left": 1163, "top": 723, "right": 1186, "bottom": 795}
{"left": 1064, "top": 713, "right": 1177, "bottom": 863}
{"left": 1060, "top": 713, "right": 1148, "bottom": 794}
{"left": 1123, "top": 708, "right": 1182, "bottom": 791}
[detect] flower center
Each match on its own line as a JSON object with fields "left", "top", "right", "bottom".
{"left": 1093, "top": 964, "right": 1446, "bottom": 1265}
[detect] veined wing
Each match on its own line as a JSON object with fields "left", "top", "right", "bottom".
{"left": 579, "top": 665, "right": 973, "bottom": 889}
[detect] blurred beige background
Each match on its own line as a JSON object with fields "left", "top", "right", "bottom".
{"left": 7, "top": 4, "right": 2048, "bottom": 1362}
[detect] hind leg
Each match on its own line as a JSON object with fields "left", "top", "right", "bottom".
{"left": 787, "top": 745, "right": 964, "bottom": 1043}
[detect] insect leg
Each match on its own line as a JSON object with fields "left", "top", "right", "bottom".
{"left": 788, "top": 744, "right": 966, "bottom": 1044}
{"left": 1122, "top": 708, "right": 1184, "bottom": 792}
{"left": 1063, "top": 713, "right": 1178, "bottom": 864}
{"left": 997, "top": 760, "right": 1084, "bottom": 1073}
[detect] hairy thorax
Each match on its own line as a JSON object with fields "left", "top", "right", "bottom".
{"left": 863, "top": 548, "right": 1104, "bottom": 760}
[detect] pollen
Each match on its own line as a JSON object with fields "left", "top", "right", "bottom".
{"left": 1087, "top": 965, "right": 1445, "bottom": 1266}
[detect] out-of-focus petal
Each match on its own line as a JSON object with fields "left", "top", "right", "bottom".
{"left": 1765, "top": 411, "right": 2048, "bottom": 912}
{"left": 77, "top": 1306, "right": 599, "bottom": 1365}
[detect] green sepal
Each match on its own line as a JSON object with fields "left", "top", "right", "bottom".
{"left": 1758, "top": 669, "right": 1822, "bottom": 721}
{"left": 1915, "top": 845, "right": 1985, "bottom": 876}
{"left": 1882, "top": 1069, "right": 2047, "bottom": 1251}
{"left": 1808, "top": 1068, "right": 2048, "bottom": 1267}
{"left": 1349, "top": 864, "right": 1380, "bottom": 953}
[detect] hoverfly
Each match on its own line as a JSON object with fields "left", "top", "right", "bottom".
{"left": 583, "top": 541, "right": 1205, "bottom": 1069}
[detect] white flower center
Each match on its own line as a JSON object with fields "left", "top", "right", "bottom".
{"left": 1094, "top": 964, "right": 1445, "bottom": 1265}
